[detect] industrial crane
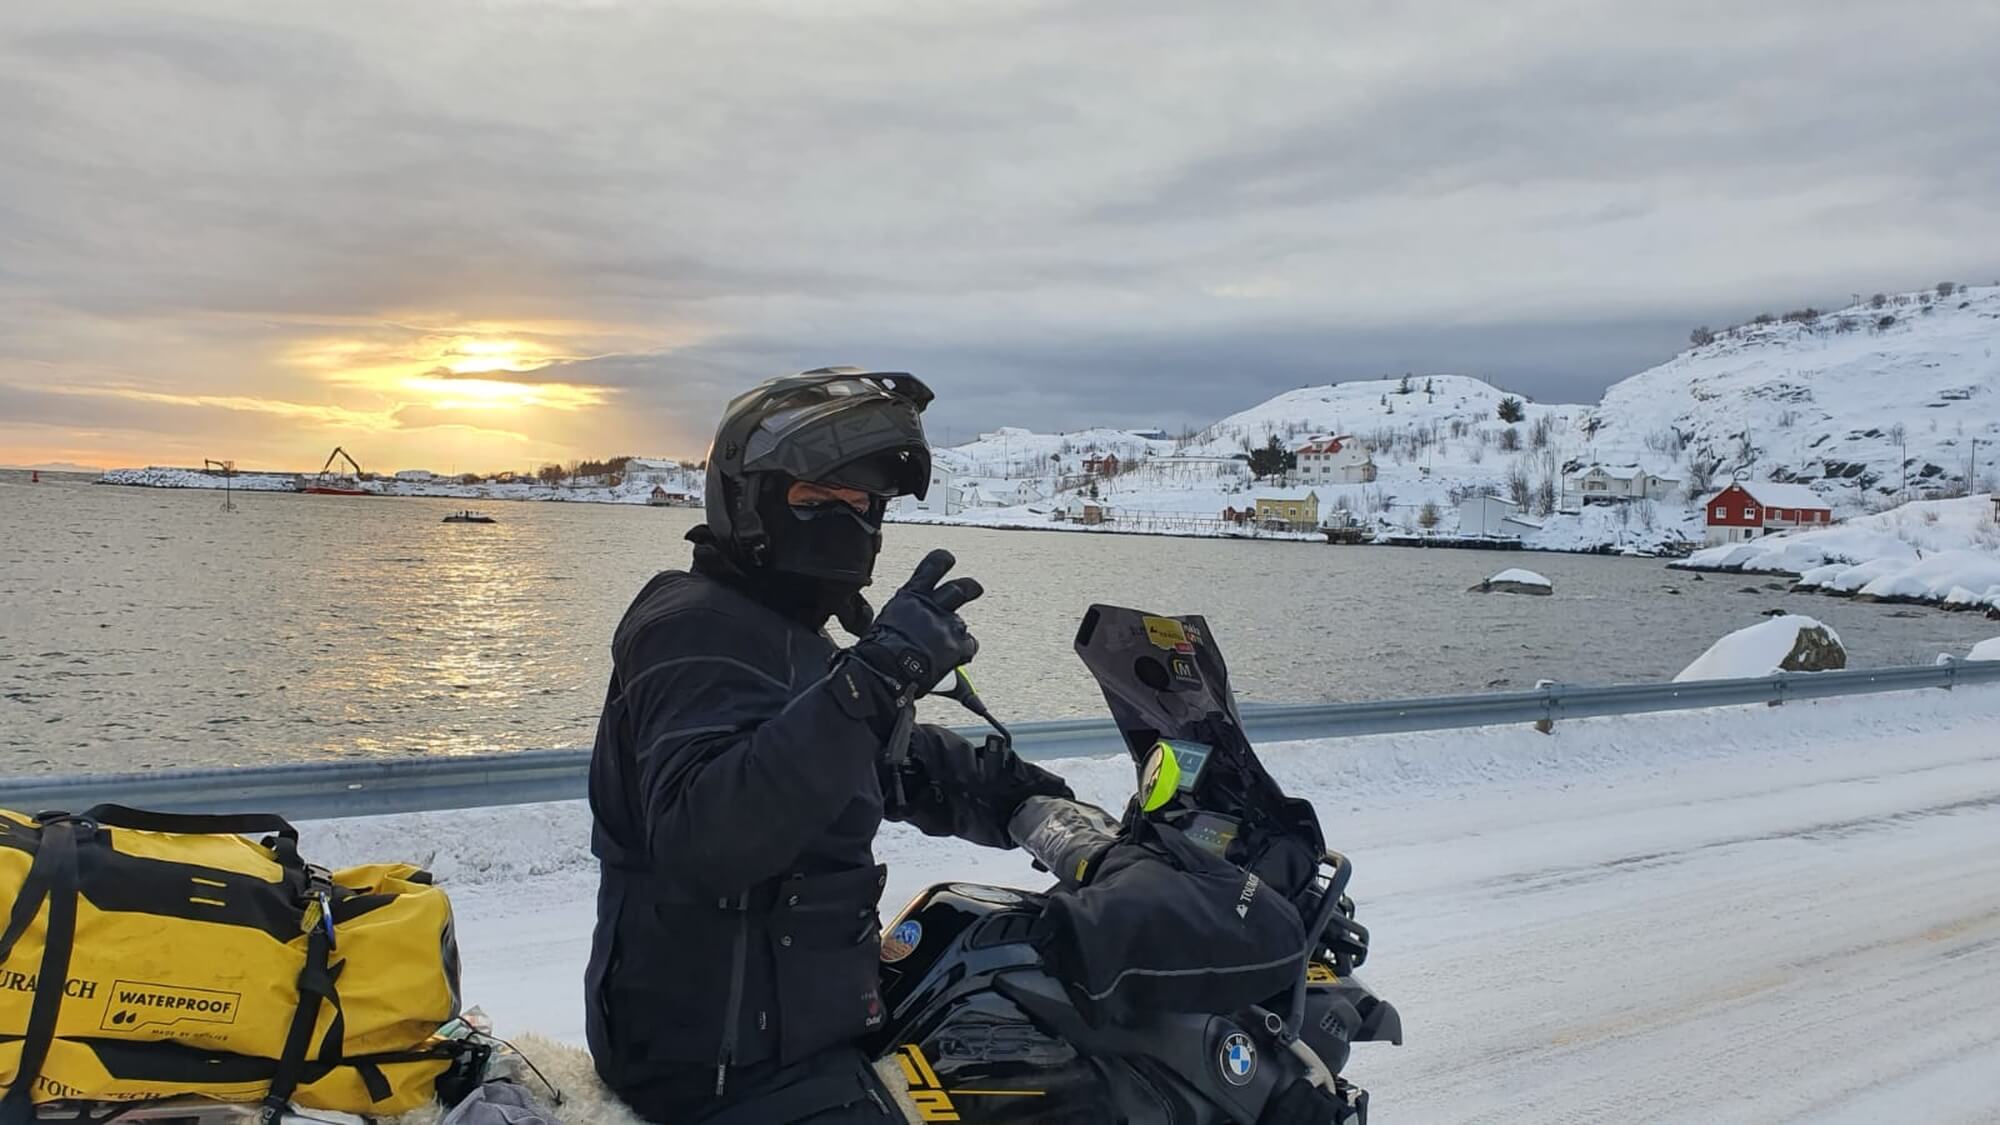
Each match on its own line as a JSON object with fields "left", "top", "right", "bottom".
{"left": 204, "top": 459, "right": 236, "bottom": 510}
{"left": 300, "top": 447, "right": 373, "bottom": 496}
{"left": 317, "top": 447, "right": 363, "bottom": 478}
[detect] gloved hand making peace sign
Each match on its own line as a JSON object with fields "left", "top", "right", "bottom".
{"left": 851, "top": 549, "right": 983, "bottom": 703}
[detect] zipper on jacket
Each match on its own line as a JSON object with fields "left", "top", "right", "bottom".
{"left": 715, "top": 892, "right": 750, "bottom": 1096}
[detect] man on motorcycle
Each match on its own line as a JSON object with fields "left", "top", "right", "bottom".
{"left": 585, "top": 368, "right": 1071, "bottom": 1124}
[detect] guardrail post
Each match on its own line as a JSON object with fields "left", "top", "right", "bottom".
{"left": 1534, "top": 679, "right": 1557, "bottom": 735}
{"left": 1940, "top": 655, "right": 1958, "bottom": 692}
{"left": 1770, "top": 673, "right": 1787, "bottom": 708}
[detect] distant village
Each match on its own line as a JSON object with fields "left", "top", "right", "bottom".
{"left": 889, "top": 430, "right": 1835, "bottom": 550}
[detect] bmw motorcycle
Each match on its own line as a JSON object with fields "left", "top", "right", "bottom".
{"left": 865, "top": 604, "right": 1402, "bottom": 1124}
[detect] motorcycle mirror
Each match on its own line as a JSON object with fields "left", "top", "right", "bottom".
{"left": 1139, "top": 741, "right": 1182, "bottom": 813}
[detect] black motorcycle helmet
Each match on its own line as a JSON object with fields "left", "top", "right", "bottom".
{"left": 705, "top": 367, "right": 934, "bottom": 585}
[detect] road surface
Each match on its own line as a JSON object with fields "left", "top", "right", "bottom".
{"left": 313, "top": 683, "right": 2000, "bottom": 1122}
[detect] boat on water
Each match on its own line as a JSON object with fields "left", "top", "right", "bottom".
{"left": 442, "top": 510, "right": 496, "bottom": 524}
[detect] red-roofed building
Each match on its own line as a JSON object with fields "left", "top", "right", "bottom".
{"left": 1082, "top": 453, "right": 1121, "bottom": 477}
{"left": 1701, "top": 482, "right": 1835, "bottom": 545}
{"left": 1294, "top": 435, "right": 1377, "bottom": 483}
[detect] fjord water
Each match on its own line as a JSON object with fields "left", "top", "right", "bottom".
{"left": 4, "top": 471, "right": 1994, "bottom": 773}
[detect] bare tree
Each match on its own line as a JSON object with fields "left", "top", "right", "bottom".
{"left": 1498, "top": 427, "right": 1522, "bottom": 452}
{"left": 1889, "top": 423, "right": 1908, "bottom": 496}
{"left": 1689, "top": 325, "right": 1716, "bottom": 347}
{"left": 1506, "top": 463, "right": 1532, "bottom": 508}
{"left": 1534, "top": 475, "right": 1558, "bottom": 517}
{"left": 1417, "top": 501, "right": 1441, "bottom": 530}
{"left": 1685, "top": 453, "right": 1720, "bottom": 497}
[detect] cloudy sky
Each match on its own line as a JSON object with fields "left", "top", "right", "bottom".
{"left": 2, "top": 0, "right": 1995, "bottom": 471}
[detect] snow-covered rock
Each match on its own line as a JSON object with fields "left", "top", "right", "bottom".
{"left": 1852, "top": 550, "right": 2000, "bottom": 604}
{"left": 1471, "top": 568, "right": 1553, "bottom": 596}
{"left": 1970, "top": 637, "right": 2000, "bottom": 662}
{"left": 1674, "top": 616, "right": 1847, "bottom": 681}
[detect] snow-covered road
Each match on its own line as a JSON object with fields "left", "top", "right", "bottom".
{"left": 310, "top": 686, "right": 2000, "bottom": 1122}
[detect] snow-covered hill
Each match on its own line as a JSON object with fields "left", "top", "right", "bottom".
{"left": 929, "top": 426, "right": 1174, "bottom": 478}
{"left": 912, "top": 375, "right": 1666, "bottom": 547}
{"left": 911, "top": 285, "right": 1999, "bottom": 550}
{"left": 1583, "top": 284, "right": 2000, "bottom": 508}
{"left": 1181, "top": 374, "right": 1586, "bottom": 460}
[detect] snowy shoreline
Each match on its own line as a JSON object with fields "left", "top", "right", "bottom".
{"left": 1671, "top": 494, "right": 2000, "bottom": 614}
{"left": 96, "top": 465, "right": 699, "bottom": 507}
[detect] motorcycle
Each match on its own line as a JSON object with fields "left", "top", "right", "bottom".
{"left": 864, "top": 604, "right": 1402, "bottom": 1123}
{"left": 28, "top": 603, "right": 1400, "bottom": 1125}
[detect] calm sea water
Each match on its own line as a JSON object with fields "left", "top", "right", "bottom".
{"left": 3, "top": 470, "right": 1993, "bottom": 774}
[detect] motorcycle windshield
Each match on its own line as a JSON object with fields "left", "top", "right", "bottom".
{"left": 1072, "top": 604, "right": 1243, "bottom": 764}
{"left": 1074, "top": 604, "right": 1327, "bottom": 882}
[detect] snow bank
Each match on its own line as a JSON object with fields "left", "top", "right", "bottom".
{"left": 1970, "top": 637, "right": 2000, "bottom": 662}
{"left": 1674, "top": 616, "right": 1845, "bottom": 681}
{"left": 1677, "top": 495, "right": 2000, "bottom": 611}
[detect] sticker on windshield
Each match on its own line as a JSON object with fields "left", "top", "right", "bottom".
{"left": 1143, "top": 616, "right": 1189, "bottom": 650}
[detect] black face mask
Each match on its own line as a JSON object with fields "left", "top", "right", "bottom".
{"left": 757, "top": 486, "right": 886, "bottom": 589}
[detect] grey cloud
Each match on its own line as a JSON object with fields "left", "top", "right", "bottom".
{"left": 1, "top": 0, "right": 1996, "bottom": 460}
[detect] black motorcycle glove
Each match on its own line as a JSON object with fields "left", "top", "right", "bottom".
{"left": 884, "top": 725, "right": 1075, "bottom": 849}
{"left": 848, "top": 549, "right": 983, "bottom": 704}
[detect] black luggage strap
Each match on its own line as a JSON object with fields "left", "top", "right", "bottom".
{"left": 260, "top": 869, "right": 339, "bottom": 1124}
{"left": 0, "top": 816, "right": 85, "bottom": 1125}
{"left": 80, "top": 804, "right": 299, "bottom": 845}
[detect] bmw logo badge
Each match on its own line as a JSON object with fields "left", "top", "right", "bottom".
{"left": 1219, "top": 1031, "right": 1257, "bottom": 1086}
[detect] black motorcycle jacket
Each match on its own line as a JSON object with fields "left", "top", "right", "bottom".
{"left": 585, "top": 529, "right": 1022, "bottom": 1104}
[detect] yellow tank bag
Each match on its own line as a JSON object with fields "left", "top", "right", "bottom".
{"left": 0, "top": 805, "right": 468, "bottom": 1121}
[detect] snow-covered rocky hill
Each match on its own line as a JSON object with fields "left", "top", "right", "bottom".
{"left": 1582, "top": 283, "right": 2000, "bottom": 508}
{"left": 908, "top": 284, "right": 1999, "bottom": 551}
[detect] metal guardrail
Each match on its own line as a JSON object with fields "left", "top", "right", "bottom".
{"left": 6, "top": 659, "right": 1997, "bottom": 823}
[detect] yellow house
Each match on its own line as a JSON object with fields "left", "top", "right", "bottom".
{"left": 1254, "top": 491, "right": 1319, "bottom": 530}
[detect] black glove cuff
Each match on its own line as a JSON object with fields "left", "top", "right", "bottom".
{"left": 850, "top": 639, "right": 929, "bottom": 702}
{"left": 827, "top": 652, "right": 906, "bottom": 728}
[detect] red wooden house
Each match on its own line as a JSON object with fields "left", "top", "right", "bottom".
{"left": 1082, "top": 453, "right": 1121, "bottom": 477}
{"left": 1702, "top": 482, "right": 1834, "bottom": 545}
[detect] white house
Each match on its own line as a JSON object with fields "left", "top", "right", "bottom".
{"left": 1458, "top": 494, "right": 1541, "bottom": 538}
{"left": 893, "top": 465, "right": 962, "bottom": 516}
{"left": 1013, "top": 479, "right": 1047, "bottom": 505}
{"left": 393, "top": 469, "right": 438, "bottom": 482}
{"left": 1294, "top": 436, "right": 1377, "bottom": 484}
{"left": 624, "top": 458, "right": 684, "bottom": 486}
{"left": 1567, "top": 464, "right": 1681, "bottom": 503}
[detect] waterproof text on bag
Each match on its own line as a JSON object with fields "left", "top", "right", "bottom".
{"left": 0, "top": 805, "right": 464, "bottom": 1122}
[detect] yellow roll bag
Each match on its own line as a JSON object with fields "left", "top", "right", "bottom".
{"left": 0, "top": 806, "right": 467, "bottom": 1120}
